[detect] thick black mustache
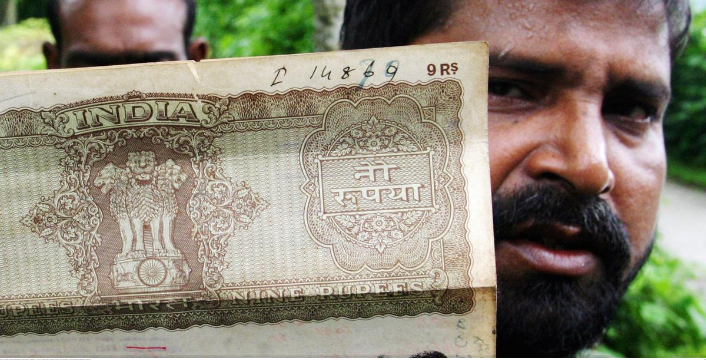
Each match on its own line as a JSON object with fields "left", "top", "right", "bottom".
{"left": 492, "top": 184, "right": 631, "bottom": 277}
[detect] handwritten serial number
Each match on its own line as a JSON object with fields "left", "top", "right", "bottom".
{"left": 271, "top": 59, "right": 400, "bottom": 87}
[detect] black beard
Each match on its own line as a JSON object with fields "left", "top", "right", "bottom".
{"left": 493, "top": 185, "right": 650, "bottom": 357}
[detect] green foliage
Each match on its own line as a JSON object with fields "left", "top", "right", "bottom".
{"left": 668, "top": 157, "right": 706, "bottom": 189}
{"left": 599, "top": 247, "right": 706, "bottom": 357}
{"left": 16, "top": 0, "right": 50, "bottom": 21}
{"left": 665, "top": 10, "right": 706, "bottom": 168}
{"left": 0, "top": 18, "right": 52, "bottom": 72}
{"left": 194, "top": 0, "right": 314, "bottom": 58}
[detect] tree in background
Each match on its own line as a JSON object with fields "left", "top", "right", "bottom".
{"left": 1, "top": 0, "right": 18, "bottom": 26}
{"left": 2, "top": 0, "right": 49, "bottom": 25}
{"left": 664, "top": 10, "right": 706, "bottom": 186}
{"left": 312, "top": 0, "right": 345, "bottom": 52}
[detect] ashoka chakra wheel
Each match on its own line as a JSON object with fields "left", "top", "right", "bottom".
{"left": 138, "top": 258, "right": 167, "bottom": 287}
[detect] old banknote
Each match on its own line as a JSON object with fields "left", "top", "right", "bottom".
{"left": 0, "top": 42, "right": 495, "bottom": 356}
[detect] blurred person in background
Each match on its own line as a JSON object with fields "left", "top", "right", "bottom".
{"left": 42, "top": 0, "right": 208, "bottom": 69}
{"left": 342, "top": 0, "right": 690, "bottom": 357}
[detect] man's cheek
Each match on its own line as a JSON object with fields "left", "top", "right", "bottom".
{"left": 606, "top": 137, "right": 665, "bottom": 268}
{"left": 487, "top": 119, "right": 531, "bottom": 193}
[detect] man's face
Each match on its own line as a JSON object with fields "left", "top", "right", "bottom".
{"left": 44, "top": 0, "right": 206, "bottom": 68}
{"left": 413, "top": 0, "right": 671, "bottom": 356}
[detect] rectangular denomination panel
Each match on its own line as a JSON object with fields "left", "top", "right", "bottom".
{"left": 0, "top": 42, "right": 495, "bottom": 357}
{"left": 320, "top": 151, "right": 437, "bottom": 217}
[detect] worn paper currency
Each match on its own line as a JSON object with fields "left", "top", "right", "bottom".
{"left": 0, "top": 42, "right": 495, "bottom": 357}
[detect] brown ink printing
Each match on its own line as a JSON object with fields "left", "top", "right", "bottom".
{"left": 0, "top": 80, "right": 476, "bottom": 336}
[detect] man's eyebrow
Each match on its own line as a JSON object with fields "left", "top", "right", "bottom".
{"left": 489, "top": 52, "right": 565, "bottom": 76}
{"left": 490, "top": 52, "right": 671, "bottom": 102}
{"left": 609, "top": 78, "right": 672, "bottom": 102}
{"left": 64, "top": 51, "right": 179, "bottom": 66}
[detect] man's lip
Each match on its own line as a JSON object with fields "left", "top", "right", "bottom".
{"left": 497, "top": 223, "right": 599, "bottom": 277}
{"left": 498, "top": 239, "right": 598, "bottom": 277}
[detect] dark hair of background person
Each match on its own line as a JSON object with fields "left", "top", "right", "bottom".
{"left": 340, "top": 0, "right": 692, "bottom": 62}
{"left": 46, "top": 0, "right": 197, "bottom": 51}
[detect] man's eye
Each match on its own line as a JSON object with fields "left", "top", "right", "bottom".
{"left": 489, "top": 81, "right": 528, "bottom": 99}
{"left": 488, "top": 79, "right": 537, "bottom": 112}
{"left": 602, "top": 102, "right": 655, "bottom": 123}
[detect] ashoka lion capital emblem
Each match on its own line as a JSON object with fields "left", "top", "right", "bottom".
{"left": 95, "top": 151, "right": 191, "bottom": 293}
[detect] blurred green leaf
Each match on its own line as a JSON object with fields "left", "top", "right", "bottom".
{"left": 193, "top": 0, "right": 314, "bottom": 58}
{"left": 665, "top": 10, "right": 706, "bottom": 172}
{"left": 599, "top": 246, "right": 706, "bottom": 357}
{"left": 0, "top": 18, "right": 52, "bottom": 72}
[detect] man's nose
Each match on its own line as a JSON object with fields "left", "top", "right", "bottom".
{"left": 524, "top": 101, "right": 615, "bottom": 196}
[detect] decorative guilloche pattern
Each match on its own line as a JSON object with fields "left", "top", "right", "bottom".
{"left": 0, "top": 80, "right": 475, "bottom": 336}
{"left": 301, "top": 95, "right": 458, "bottom": 273}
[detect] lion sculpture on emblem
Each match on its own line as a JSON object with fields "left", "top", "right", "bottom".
{"left": 94, "top": 151, "right": 191, "bottom": 293}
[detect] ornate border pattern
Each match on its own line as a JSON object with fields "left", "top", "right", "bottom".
{"left": 0, "top": 80, "right": 474, "bottom": 336}
{"left": 300, "top": 96, "right": 456, "bottom": 274}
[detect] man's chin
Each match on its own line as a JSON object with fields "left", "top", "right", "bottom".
{"left": 496, "top": 274, "right": 623, "bottom": 358}
{"left": 491, "top": 185, "right": 656, "bottom": 356}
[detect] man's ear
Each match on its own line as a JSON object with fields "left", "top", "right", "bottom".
{"left": 42, "top": 42, "right": 61, "bottom": 69}
{"left": 187, "top": 37, "right": 209, "bottom": 62}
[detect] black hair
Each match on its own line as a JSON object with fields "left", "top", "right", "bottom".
{"left": 664, "top": 0, "right": 692, "bottom": 59}
{"left": 47, "top": 0, "right": 197, "bottom": 51}
{"left": 341, "top": 1, "right": 454, "bottom": 51}
{"left": 341, "top": 0, "right": 692, "bottom": 61}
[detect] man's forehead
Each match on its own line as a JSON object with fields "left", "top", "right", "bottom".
{"left": 58, "top": 0, "right": 187, "bottom": 38}
{"left": 447, "top": 0, "right": 668, "bottom": 40}
{"left": 60, "top": 0, "right": 186, "bottom": 18}
{"left": 435, "top": 0, "right": 672, "bottom": 84}
{"left": 58, "top": 0, "right": 187, "bottom": 54}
